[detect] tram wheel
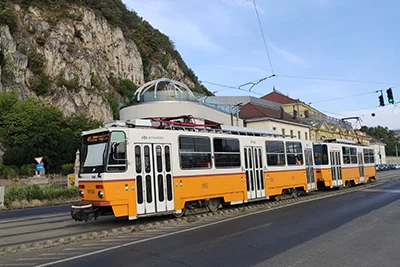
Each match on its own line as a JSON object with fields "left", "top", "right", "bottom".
{"left": 207, "top": 198, "right": 220, "bottom": 212}
{"left": 291, "top": 188, "right": 299, "bottom": 198}
{"left": 173, "top": 207, "right": 186, "bottom": 218}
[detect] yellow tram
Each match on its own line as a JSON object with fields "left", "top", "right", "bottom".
{"left": 71, "top": 119, "right": 375, "bottom": 221}
{"left": 313, "top": 140, "right": 376, "bottom": 188}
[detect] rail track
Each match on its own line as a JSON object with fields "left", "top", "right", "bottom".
{"left": 1, "top": 170, "right": 399, "bottom": 255}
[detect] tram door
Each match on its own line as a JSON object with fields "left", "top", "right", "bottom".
{"left": 330, "top": 150, "right": 343, "bottom": 187}
{"left": 358, "top": 152, "right": 365, "bottom": 183}
{"left": 304, "top": 148, "right": 316, "bottom": 191}
{"left": 135, "top": 144, "right": 174, "bottom": 215}
{"left": 244, "top": 146, "right": 265, "bottom": 200}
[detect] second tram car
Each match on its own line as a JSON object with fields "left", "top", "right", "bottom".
{"left": 313, "top": 140, "right": 376, "bottom": 188}
{"left": 71, "top": 119, "right": 376, "bottom": 222}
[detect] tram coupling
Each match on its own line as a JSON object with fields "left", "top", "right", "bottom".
{"left": 71, "top": 201, "right": 96, "bottom": 222}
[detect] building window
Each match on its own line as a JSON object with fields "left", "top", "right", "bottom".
{"left": 266, "top": 141, "right": 286, "bottom": 166}
{"left": 213, "top": 138, "right": 241, "bottom": 168}
{"left": 290, "top": 130, "right": 293, "bottom": 137}
{"left": 282, "top": 129, "right": 286, "bottom": 135}
{"left": 286, "top": 141, "right": 303, "bottom": 165}
{"left": 298, "top": 131, "right": 301, "bottom": 139}
{"left": 305, "top": 132, "right": 308, "bottom": 140}
{"left": 273, "top": 127, "right": 276, "bottom": 131}
{"left": 179, "top": 136, "right": 211, "bottom": 169}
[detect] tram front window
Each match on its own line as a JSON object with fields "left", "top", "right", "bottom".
{"left": 80, "top": 132, "right": 110, "bottom": 174}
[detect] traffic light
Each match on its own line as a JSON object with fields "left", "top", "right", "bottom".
{"left": 387, "top": 88, "right": 394, "bottom": 104}
{"left": 378, "top": 94, "right": 385, "bottom": 106}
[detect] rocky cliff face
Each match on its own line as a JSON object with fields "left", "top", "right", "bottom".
{"left": 0, "top": 3, "right": 204, "bottom": 122}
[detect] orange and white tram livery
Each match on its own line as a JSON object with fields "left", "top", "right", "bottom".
{"left": 313, "top": 140, "right": 376, "bottom": 188}
{"left": 71, "top": 120, "right": 375, "bottom": 221}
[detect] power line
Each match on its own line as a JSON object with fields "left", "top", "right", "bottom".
{"left": 238, "top": 74, "right": 276, "bottom": 92}
{"left": 276, "top": 74, "right": 400, "bottom": 86}
{"left": 200, "top": 80, "right": 265, "bottom": 96}
{"left": 309, "top": 91, "right": 378, "bottom": 105}
{"left": 252, "top": 0, "right": 274, "bottom": 74}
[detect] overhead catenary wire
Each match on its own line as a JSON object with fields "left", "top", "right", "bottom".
{"left": 276, "top": 74, "right": 400, "bottom": 86}
{"left": 252, "top": 0, "right": 274, "bottom": 75}
{"left": 308, "top": 91, "right": 378, "bottom": 105}
{"left": 200, "top": 80, "right": 265, "bottom": 96}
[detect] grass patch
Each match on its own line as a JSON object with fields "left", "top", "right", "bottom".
{"left": 4, "top": 184, "right": 79, "bottom": 208}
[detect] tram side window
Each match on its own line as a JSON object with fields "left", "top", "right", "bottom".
{"left": 107, "top": 131, "right": 127, "bottom": 172}
{"left": 213, "top": 138, "right": 241, "bottom": 168}
{"left": 313, "top": 144, "right": 328, "bottom": 165}
{"left": 369, "top": 149, "right": 375, "bottom": 163}
{"left": 363, "top": 149, "right": 370, "bottom": 164}
{"left": 179, "top": 136, "right": 211, "bottom": 169}
{"left": 266, "top": 141, "right": 285, "bottom": 166}
{"left": 350, "top": 147, "right": 357, "bottom": 164}
{"left": 286, "top": 141, "right": 303, "bottom": 165}
{"left": 342, "top": 146, "right": 351, "bottom": 164}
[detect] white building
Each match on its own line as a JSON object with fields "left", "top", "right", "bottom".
{"left": 119, "top": 78, "right": 244, "bottom": 126}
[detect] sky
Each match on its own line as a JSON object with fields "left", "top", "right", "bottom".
{"left": 122, "top": 0, "right": 400, "bottom": 129}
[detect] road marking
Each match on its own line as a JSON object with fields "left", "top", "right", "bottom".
{"left": 0, "top": 213, "right": 69, "bottom": 224}
{"left": 362, "top": 188, "right": 400, "bottom": 193}
{"left": 0, "top": 264, "right": 35, "bottom": 266}
{"left": 37, "top": 189, "right": 372, "bottom": 267}
{"left": 64, "top": 248, "right": 93, "bottom": 251}
{"left": 40, "top": 253, "right": 80, "bottom": 256}
{"left": 17, "top": 258, "right": 61, "bottom": 261}
{"left": 116, "top": 235, "right": 140, "bottom": 239}
{"left": 100, "top": 239, "right": 124, "bottom": 242}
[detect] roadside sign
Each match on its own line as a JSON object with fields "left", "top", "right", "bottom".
{"left": 68, "top": 174, "right": 77, "bottom": 188}
{"left": 34, "top": 157, "right": 43, "bottom": 164}
{"left": 36, "top": 163, "right": 44, "bottom": 171}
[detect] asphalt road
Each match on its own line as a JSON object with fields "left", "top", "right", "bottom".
{"left": 0, "top": 204, "right": 70, "bottom": 220}
{"left": 46, "top": 179, "right": 400, "bottom": 267}
{"left": 0, "top": 169, "right": 397, "bottom": 221}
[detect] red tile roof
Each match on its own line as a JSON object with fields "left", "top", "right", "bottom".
{"left": 261, "top": 90, "right": 297, "bottom": 104}
{"left": 239, "top": 103, "right": 300, "bottom": 122}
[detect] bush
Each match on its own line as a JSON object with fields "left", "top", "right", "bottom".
{"left": 27, "top": 51, "right": 45, "bottom": 75}
{"left": 4, "top": 184, "right": 79, "bottom": 208}
{"left": 20, "top": 163, "right": 36, "bottom": 177}
{"left": 61, "top": 163, "right": 74, "bottom": 175}
{"left": 0, "top": 3, "right": 18, "bottom": 34}
{"left": 105, "top": 93, "right": 120, "bottom": 120}
{"left": 31, "top": 74, "right": 51, "bottom": 95}
{"left": 0, "top": 165, "right": 19, "bottom": 179}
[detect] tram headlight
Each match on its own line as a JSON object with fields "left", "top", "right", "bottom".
{"left": 79, "top": 190, "right": 84, "bottom": 197}
{"left": 98, "top": 190, "right": 103, "bottom": 198}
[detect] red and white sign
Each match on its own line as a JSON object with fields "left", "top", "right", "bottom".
{"left": 34, "top": 157, "right": 43, "bottom": 164}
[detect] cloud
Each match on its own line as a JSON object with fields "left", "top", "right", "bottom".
{"left": 221, "top": 0, "right": 265, "bottom": 14}
{"left": 214, "top": 65, "right": 268, "bottom": 74}
{"left": 270, "top": 43, "right": 309, "bottom": 66}
{"left": 123, "top": 0, "right": 221, "bottom": 52}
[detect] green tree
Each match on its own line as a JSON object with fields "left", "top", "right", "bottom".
{"left": 116, "top": 79, "right": 138, "bottom": 104}
{"left": 0, "top": 92, "right": 101, "bottom": 172}
{"left": 360, "top": 125, "right": 399, "bottom": 156}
